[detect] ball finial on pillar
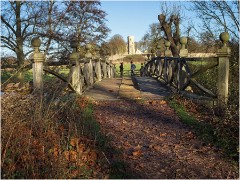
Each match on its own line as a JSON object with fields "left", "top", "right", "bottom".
{"left": 180, "top": 37, "right": 187, "bottom": 49}
{"left": 220, "top": 32, "right": 230, "bottom": 47}
{"left": 85, "top": 44, "right": 92, "bottom": 59}
{"left": 31, "top": 37, "right": 41, "bottom": 52}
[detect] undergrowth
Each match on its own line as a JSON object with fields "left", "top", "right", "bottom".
{"left": 1, "top": 77, "right": 133, "bottom": 178}
{"left": 169, "top": 95, "right": 239, "bottom": 163}
{"left": 1, "top": 79, "right": 112, "bottom": 179}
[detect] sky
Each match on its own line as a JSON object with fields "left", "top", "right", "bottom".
{"left": 101, "top": 1, "right": 199, "bottom": 42}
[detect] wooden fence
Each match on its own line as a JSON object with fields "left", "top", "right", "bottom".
{"left": 143, "top": 32, "right": 231, "bottom": 108}
{"left": 31, "top": 38, "right": 116, "bottom": 95}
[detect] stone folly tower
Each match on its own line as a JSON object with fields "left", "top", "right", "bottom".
{"left": 127, "top": 36, "right": 135, "bottom": 54}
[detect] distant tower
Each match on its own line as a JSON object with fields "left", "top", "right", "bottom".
{"left": 127, "top": 36, "right": 135, "bottom": 54}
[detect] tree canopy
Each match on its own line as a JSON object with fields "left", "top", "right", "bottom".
{"left": 1, "top": 1, "right": 110, "bottom": 65}
{"left": 107, "top": 34, "right": 126, "bottom": 56}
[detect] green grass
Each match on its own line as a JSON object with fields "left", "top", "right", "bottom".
{"left": 1, "top": 68, "right": 70, "bottom": 84}
{"left": 169, "top": 100, "right": 215, "bottom": 141}
{"left": 75, "top": 101, "right": 107, "bottom": 148}
{"left": 115, "top": 63, "right": 142, "bottom": 77}
{"left": 58, "top": 68, "right": 70, "bottom": 75}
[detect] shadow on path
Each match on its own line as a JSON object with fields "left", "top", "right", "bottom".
{"left": 83, "top": 76, "right": 238, "bottom": 178}
{"left": 93, "top": 99, "right": 238, "bottom": 178}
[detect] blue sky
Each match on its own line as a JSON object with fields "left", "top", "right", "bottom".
{"left": 101, "top": 1, "right": 199, "bottom": 42}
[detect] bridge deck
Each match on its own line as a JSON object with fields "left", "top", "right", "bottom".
{"left": 83, "top": 76, "right": 171, "bottom": 100}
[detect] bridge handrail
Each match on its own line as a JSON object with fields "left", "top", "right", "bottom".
{"left": 143, "top": 32, "right": 231, "bottom": 109}
{"left": 29, "top": 37, "right": 116, "bottom": 95}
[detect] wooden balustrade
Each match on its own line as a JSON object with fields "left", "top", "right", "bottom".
{"left": 143, "top": 32, "right": 231, "bottom": 109}
{"left": 30, "top": 38, "right": 116, "bottom": 95}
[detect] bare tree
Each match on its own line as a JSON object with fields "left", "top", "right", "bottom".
{"left": 1, "top": 1, "right": 110, "bottom": 64}
{"left": 158, "top": 14, "right": 180, "bottom": 57}
{"left": 138, "top": 23, "right": 163, "bottom": 53}
{"left": 1, "top": 1, "right": 41, "bottom": 67}
{"left": 1, "top": 1, "right": 45, "bottom": 84}
{"left": 191, "top": 1, "right": 239, "bottom": 40}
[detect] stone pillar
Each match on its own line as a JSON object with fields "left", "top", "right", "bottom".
{"left": 150, "top": 49, "right": 156, "bottom": 60}
{"left": 83, "top": 61, "right": 90, "bottom": 86}
{"left": 113, "top": 64, "right": 116, "bottom": 78}
{"left": 89, "top": 59, "right": 94, "bottom": 85}
{"left": 70, "top": 40, "right": 82, "bottom": 95}
{"left": 94, "top": 58, "right": 102, "bottom": 81}
{"left": 110, "top": 61, "right": 115, "bottom": 78}
{"left": 84, "top": 44, "right": 93, "bottom": 87}
{"left": 94, "top": 48, "right": 102, "bottom": 82}
{"left": 179, "top": 37, "right": 188, "bottom": 57}
{"left": 31, "top": 37, "right": 45, "bottom": 93}
{"left": 217, "top": 32, "right": 231, "bottom": 107}
{"left": 156, "top": 44, "right": 161, "bottom": 58}
{"left": 147, "top": 54, "right": 150, "bottom": 61}
{"left": 164, "top": 41, "right": 172, "bottom": 57}
{"left": 106, "top": 61, "right": 110, "bottom": 78}
{"left": 178, "top": 37, "right": 188, "bottom": 90}
{"left": 102, "top": 59, "right": 107, "bottom": 78}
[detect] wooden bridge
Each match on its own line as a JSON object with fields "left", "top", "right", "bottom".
{"left": 83, "top": 76, "right": 171, "bottom": 101}
{"left": 28, "top": 32, "right": 230, "bottom": 109}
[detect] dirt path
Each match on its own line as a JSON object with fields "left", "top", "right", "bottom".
{"left": 93, "top": 99, "right": 238, "bottom": 179}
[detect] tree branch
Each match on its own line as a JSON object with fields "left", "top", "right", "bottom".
{"left": 1, "top": 15, "right": 17, "bottom": 36}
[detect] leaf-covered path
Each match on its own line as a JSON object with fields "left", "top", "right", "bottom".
{"left": 83, "top": 77, "right": 238, "bottom": 178}
{"left": 93, "top": 99, "right": 238, "bottom": 178}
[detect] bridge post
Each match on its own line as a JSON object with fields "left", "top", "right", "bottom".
{"left": 179, "top": 37, "right": 188, "bottom": 58}
{"left": 106, "top": 60, "right": 110, "bottom": 78}
{"left": 177, "top": 37, "right": 188, "bottom": 91}
{"left": 84, "top": 44, "right": 93, "bottom": 87}
{"left": 94, "top": 48, "right": 102, "bottom": 82}
{"left": 94, "top": 58, "right": 102, "bottom": 81}
{"left": 102, "top": 59, "right": 107, "bottom": 78}
{"left": 164, "top": 41, "right": 174, "bottom": 83}
{"left": 150, "top": 49, "right": 156, "bottom": 75}
{"left": 89, "top": 59, "right": 94, "bottom": 85}
{"left": 109, "top": 60, "right": 113, "bottom": 78}
{"left": 70, "top": 40, "right": 82, "bottom": 95}
{"left": 31, "top": 37, "right": 45, "bottom": 93}
{"left": 217, "top": 32, "right": 231, "bottom": 108}
{"left": 164, "top": 41, "right": 172, "bottom": 57}
{"left": 113, "top": 64, "right": 116, "bottom": 77}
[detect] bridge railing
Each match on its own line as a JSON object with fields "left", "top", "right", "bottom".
{"left": 30, "top": 38, "right": 116, "bottom": 95}
{"left": 143, "top": 32, "right": 231, "bottom": 108}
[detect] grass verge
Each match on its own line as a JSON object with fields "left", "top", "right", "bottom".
{"left": 169, "top": 97, "right": 239, "bottom": 162}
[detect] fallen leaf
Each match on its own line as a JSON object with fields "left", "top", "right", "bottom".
{"left": 77, "top": 143, "right": 85, "bottom": 153}
{"left": 132, "top": 150, "right": 142, "bottom": 156}
{"left": 69, "top": 150, "right": 78, "bottom": 161}
{"left": 70, "top": 138, "right": 79, "bottom": 147}
{"left": 160, "top": 169, "right": 165, "bottom": 173}
{"left": 159, "top": 100, "right": 167, "bottom": 105}
{"left": 160, "top": 132, "right": 167, "bottom": 137}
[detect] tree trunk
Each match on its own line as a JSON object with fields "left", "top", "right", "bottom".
{"left": 15, "top": 1, "right": 25, "bottom": 86}
{"left": 162, "top": 25, "right": 179, "bottom": 57}
{"left": 159, "top": 14, "right": 180, "bottom": 57}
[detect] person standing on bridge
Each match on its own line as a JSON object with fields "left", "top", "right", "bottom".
{"left": 119, "top": 62, "right": 124, "bottom": 77}
{"left": 140, "top": 63, "right": 144, "bottom": 77}
{"left": 130, "top": 61, "right": 136, "bottom": 76}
